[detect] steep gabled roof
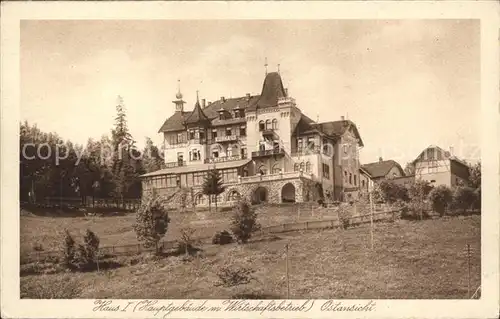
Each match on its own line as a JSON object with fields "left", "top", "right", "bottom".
{"left": 158, "top": 111, "right": 189, "bottom": 133}
{"left": 247, "top": 72, "right": 286, "bottom": 111}
{"left": 361, "top": 160, "right": 405, "bottom": 179}
{"left": 202, "top": 95, "right": 260, "bottom": 119}
{"left": 412, "top": 145, "right": 469, "bottom": 167}
{"left": 184, "top": 99, "right": 210, "bottom": 126}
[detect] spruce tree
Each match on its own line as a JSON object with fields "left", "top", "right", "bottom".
{"left": 202, "top": 167, "right": 225, "bottom": 212}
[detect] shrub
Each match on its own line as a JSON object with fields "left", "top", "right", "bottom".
{"left": 133, "top": 191, "right": 171, "bottom": 254}
{"left": 20, "top": 273, "right": 83, "bottom": 299}
{"left": 176, "top": 227, "right": 197, "bottom": 255}
{"left": 61, "top": 230, "right": 76, "bottom": 269}
{"left": 215, "top": 264, "right": 256, "bottom": 287}
{"left": 212, "top": 230, "right": 234, "bottom": 245}
{"left": 378, "top": 181, "right": 409, "bottom": 203}
{"left": 400, "top": 201, "right": 431, "bottom": 220}
{"left": 452, "top": 186, "right": 476, "bottom": 213}
{"left": 337, "top": 203, "right": 352, "bottom": 229}
{"left": 428, "top": 185, "right": 453, "bottom": 216}
{"left": 230, "top": 200, "right": 261, "bottom": 244}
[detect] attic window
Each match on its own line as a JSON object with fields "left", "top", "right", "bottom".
{"left": 234, "top": 110, "right": 240, "bottom": 118}
{"left": 219, "top": 112, "right": 224, "bottom": 121}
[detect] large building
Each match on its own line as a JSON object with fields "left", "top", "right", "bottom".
{"left": 140, "top": 71, "right": 364, "bottom": 206}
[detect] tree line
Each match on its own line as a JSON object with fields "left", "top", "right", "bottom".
{"left": 20, "top": 96, "right": 165, "bottom": 205}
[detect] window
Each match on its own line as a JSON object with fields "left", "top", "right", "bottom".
{"left": 426, "top": 148, "right": 435, "bottom": 160}
{"left": 199, "top": 130, "right": 205, "bottom": 140}
{"left": 240, "top": 110, "right": 245, "bottom": 118}
{"left": 212, "top": 151, "right": 219, "bottom": 158}
{"left": 354, "top": 175, "right": 357, "bottom": 186}
{"left": 362, "top": 180, "right": 366, "bottom": 188}
{"left": 297, "top": 138, "right": 303, "bottom": 151}
{"left": 189, "top": 130, "right": 195, "bottom": 140}
{"left": 294, "top": 163, "right": 299, "bottom": 172}
{"left": 272, "top": 164, "right": 281, "bottom": 174}
{"left": 437, "top": 150, "right": 443, "bottom": 160}
{"left": 343, "top": 144, "right": 348, "bottom": 155}
{"left": 272, "top": 119, "right": 278, "bottom": 130}
{"left": 177, "top": 152, "right": 183, "bottom": 163}
{"left": 344, "top": 170, "right": 348, "bottom": 183}
{"left": 266, "top": 119, "right": 272, "bottom": 130}
{"left": 240, "top": 126, "right": 246, "bottom": 136}
{"left": 305, "top": 162, "right": 311, "bottom": 173}
{"left": 177, "top": 133, "right": 184, "bottom": 144}
{"left": 241, "top": 148, "right": 247, "bottom": 159}
{"left": 259, "top": 143, "right": 265, "bottom": 151}
{"left": 322, "top": 163, "right": 330, "bottom": 179}
{"left": 300, "top": 162, "right": 305, "bottom": 172}
{"left": 259, "top": 121, "right": 265, "bottom": 131}
{"left": 234, "top": 110, "right": 240, "bottom": 118}
{"left": 212, "top": 131, "right": 217, "bottom": 139}
{"left": 227, "top": 147, "right": 232, "bottom": 157}
{"left": 226, "top": 127, "right": 232, "bottom": 136}
{"left": 349, "top": 173, "right": 352, "bottom": 184}
{"left": 166, "top": 175, "right": 177, "bottom": 187}
{"left": 193, "top": 172, "right": 205, "bottom": 186}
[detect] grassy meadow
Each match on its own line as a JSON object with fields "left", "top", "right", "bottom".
{"left": 20, "top": 214, "right": 481, "bottom": 299}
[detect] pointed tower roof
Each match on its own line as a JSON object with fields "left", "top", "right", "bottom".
{"left": 184, "top": 91, "right": 210, "bottom": 126}
{"left": 248, "top": 72, "right": 287, "bottom": 111}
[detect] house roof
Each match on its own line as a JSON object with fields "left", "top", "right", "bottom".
{"left": 361, "top": 160, "right": 405, "bottom": 179}
{"left": 412, "top": 145, "right": 469, "bottom": 167}
{"left": 158, "top": 111, "right": 189, "bottom": 133}
{"left": 184, "top": 98, "right": 210, "bottom": 126}
{"left": 247, "top": 72, "right": 287, "bottom": 111}
{"left": 315, "top": 120, "right": 364, "bottom": 146}
{"left": 140, "top": 158, "right": 252, "bottom": 177}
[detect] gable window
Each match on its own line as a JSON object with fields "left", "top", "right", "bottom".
{"left": 259, "top": 121, "right": 265, "bottom": 131}
{"left": 426, "top": 148, "right": 435, "bottom": 160}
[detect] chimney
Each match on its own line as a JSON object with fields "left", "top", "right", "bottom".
{"left": 341, "top": 116, "right": 345, "bottom": 121}
{"left": 285, "top": 88, "right": 289, "bottom": 96}
{"left": 221, "top": 96, "right": 225, "bottom": 103}
{"left": 379, "top": 157, "right": 383, "bottom": 162}
{"left": 201, "top": 99, "right": 206, "bottom": 108}
{"left": 246, "top": 93, "right": 251, "bottom": 100}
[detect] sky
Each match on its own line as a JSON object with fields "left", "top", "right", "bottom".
{"left": 20, "top": 20, "right": 480, "bottom": 165}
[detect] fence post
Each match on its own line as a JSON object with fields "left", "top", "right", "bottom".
{"left": 467, "top": 243, "right": 471, "bottom": 298}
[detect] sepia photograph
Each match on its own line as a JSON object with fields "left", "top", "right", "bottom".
{"left": 17, "top": 18, "right": 483, "bottom": 300}
{"left": 1, "top": 1, "right": 499, "bottom": 318}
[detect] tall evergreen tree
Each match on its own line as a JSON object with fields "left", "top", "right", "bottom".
{"left": 202, "top": 167, "right": 226, "bottom": 212}
{"left": 142, "top": 137, "right": 164, "bottom": 173}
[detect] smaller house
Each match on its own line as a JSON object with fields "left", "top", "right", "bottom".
{"left": 360, "top": 158, "right": 406, "bottom": 185}
{"left": 413, "top": 145, "right": 470, "bottom": 187}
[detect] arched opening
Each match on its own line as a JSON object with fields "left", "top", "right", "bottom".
{"left": 259, "top": 121, "right": 265, "bottom": 131}
{"left": 258, "top": 165, "right": 268, "bottom": 175}
{"left": 272, "top": 163, "right": 281, "bottom": 174}
{"left": 194, "top": 193, "right": 206, "bottom": 206}
{"left": 294, "top": 163, "right": 299, "bottom": 172}
{"left": 265, "top": 119, "right": 272, "bottom": 130}
{"left": 305, "top": 161, "right": 311, "bottom": 173}
{"left": 272, "top": 119, "right": 278, "bottom": 130}
{"left": 227, "top": 190, "right": 241, "bottom": 202}
{"left": 252, "top": 187, "right": 268, "bottom": 204}
{"left": 281, "top": 183, "right": 296, "bottom": 203}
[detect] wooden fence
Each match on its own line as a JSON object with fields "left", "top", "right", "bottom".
{"left": 23, "top": 209, "right": 399, "bottom": 264}
{"left": 37, "top": 197, "right": 141, "bottom": 211}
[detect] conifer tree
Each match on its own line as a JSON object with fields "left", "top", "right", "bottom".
{"left": 202, "top": 167, "right": 225, "bottom": 212}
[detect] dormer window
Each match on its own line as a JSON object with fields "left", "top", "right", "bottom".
{"left": 234, "top": 110, "right": 240, "bottom": 118}
{"left": 219, "top": 113, "right": 224, "bottom": 121}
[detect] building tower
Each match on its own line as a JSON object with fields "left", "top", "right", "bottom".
{"left": 173, "top": 79, "right": 185, "bottom": 113}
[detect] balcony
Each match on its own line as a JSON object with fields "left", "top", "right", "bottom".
{"left": 291, "top": 146, "right": 321, "bottom": 157}
{"left": 204, "top": 154, "right": 247, "bottom": 164}
{"left": 261, "top": 129, "right": 275, "bottom": 137}
{"left": 251, "top": 148, "right": 285, "bottom": 158}
{"left": 165, "top": 161, "right": 186, "bottom": 168}
{"left": 238, "top": 171, "right": 314, "bottom": 184}
{"left": 215, "top": 135, "right": 238, "bottom": 143}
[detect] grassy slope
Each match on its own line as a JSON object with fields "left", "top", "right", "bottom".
{"left": 20, "top": 204, "right": 332, "bottom": 257}
{"left": 21, "top": 215, "right": 481, "bottom": 299}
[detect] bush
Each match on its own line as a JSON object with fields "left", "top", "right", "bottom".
{"left": 400, "top": 201, "right": 431, "bottom": 220}
{"left": 215, "top": 264, "right": 256, "bottom": 287}
{"left": 452, "top": 186, "right": 476, "bottom": 213}
{"left": 177, "top": 227, "right": 197, "bottom": 255}
{"left": 230, "top": 200, "right": 261, "bottom": 244}
{"left": 337, "top": 203, "right": 352, "bottom": 229}
{"left": 133, "top": 191, "right": 171, "bottom": 254}
{"left": 61, "top": 230, "right": 76, "bottom": 269}
{"left": 212, "top": 230, "right": 234, "bottom": 245}
{"left": 20, "top": 273, "right": 83, "bottom": 299}
{"left": 378, "top": 181, "right": 409, "bottom": 203}
{"left": 428, "top": 185, "right": 453, "bottom": 216}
